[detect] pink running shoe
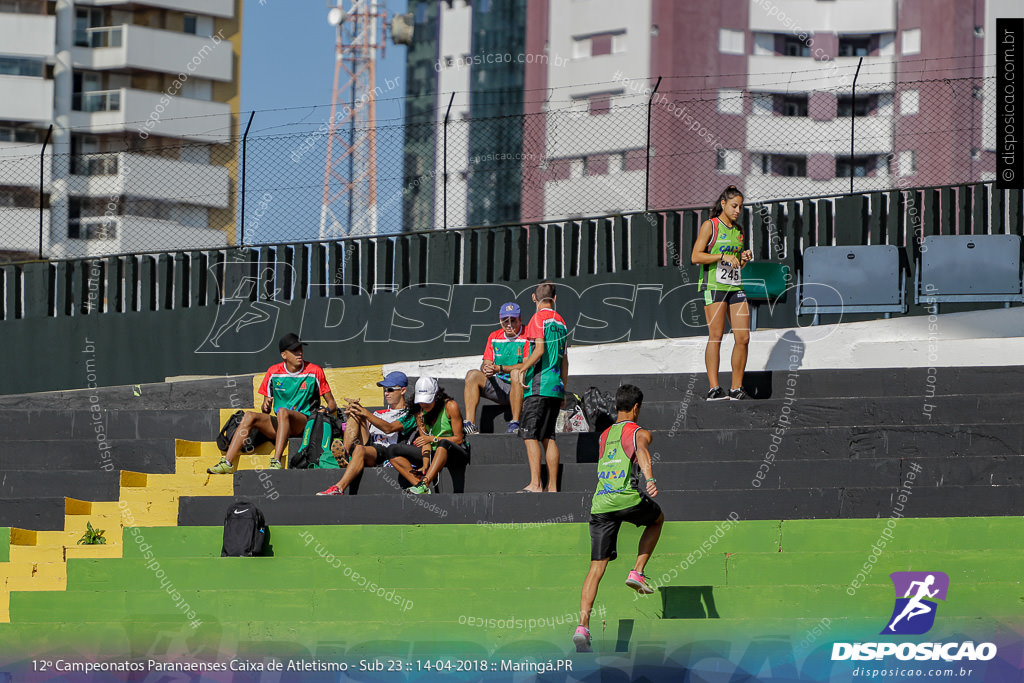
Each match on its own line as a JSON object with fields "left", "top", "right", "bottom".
{"left": 316, "top": 485, "right": 343, "bottom": 496}
{"left": 625, "top": 570, "right": 654, "bottom": 594}
{"left": 572, "top": 625, "right": 591, "bottom": 653}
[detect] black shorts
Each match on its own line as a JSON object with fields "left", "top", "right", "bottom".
{"left": 703, "top": 288, "right": 747, "bottom": 306}
{"left": 378, "top": 443, "right": 430, "bottom": 468}
{"left": 589, "top": 498, "right": 663, "bottom": 562}
{"left": 520, "top": 396, "right": 561, "bottom": 441}
{"left": 481, "top": 376, "right": 512, "bottom": 405}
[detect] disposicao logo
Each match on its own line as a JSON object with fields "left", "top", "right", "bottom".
{"left": 882, "top": 571, "right": 948, "bottom": 635}
{"left": 832, "top": 571, "right": 998, "bottom": 662}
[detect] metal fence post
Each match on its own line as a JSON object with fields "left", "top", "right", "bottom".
{"left": 39, "top": 124, "right": 52, "bottom": 260}
{"left": 443, "top": 92, "right": 454, "bottom": 231}
{"left": 240, "top": 111, "right": 255, "bottom": 246}
{"left": 850, "top": 57, "right": 863, "bottom": 195}
{"left": 645, "top": 76, "right": 662, "bottom": 211}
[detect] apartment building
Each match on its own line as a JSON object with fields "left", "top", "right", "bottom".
{"left": 405, "top": 0, "right": 1018, "bottom": 227}
{"left": 0, "top": 0, "right": 241, "bottom": 260}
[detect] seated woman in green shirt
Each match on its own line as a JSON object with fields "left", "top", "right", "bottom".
{"left": 385, "top": 376, "right": 469, "bottom": 495}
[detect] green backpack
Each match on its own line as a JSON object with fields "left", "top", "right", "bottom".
{"left": 290, "top": 412, "right": 343, "bottom": 469}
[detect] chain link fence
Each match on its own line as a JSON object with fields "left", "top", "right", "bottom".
{"left": 0, "top": 74, "right": 999, "bottom": 261}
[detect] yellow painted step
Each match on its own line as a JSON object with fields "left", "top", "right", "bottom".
{"left": 7, "top": 574, "right": 66, "bottom": 592}
{"left": 121, "top": 472, "right": 234, "bottom": 495}
{"left": 0, "top": 563, "right": 33, "bottom": 580}
{"left": 37, "top": 529, "right": 123, "bottom": 548}
{"left": 31, "top": 562, "right": 69, "bottom": 580}
{"left": 0, "top": 590, "right": 9, "bottom": 623}
{"left": 65, "top": 544, "right": 123, "bottom": 560}
{"left": 8, "top": 546, "right": 63, "bottom": 564}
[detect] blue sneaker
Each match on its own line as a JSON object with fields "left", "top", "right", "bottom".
{"left": 506, "top": 420, "right": 520, "bottom": 434}
{"left": 464, "top": 421, "right": 479, "bottom": 435}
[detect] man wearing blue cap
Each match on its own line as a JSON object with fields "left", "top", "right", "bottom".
{"left": 316, "top": 370, "right": 418, "bottom": 496}
{"left": 463, "top": 302, "right": 528, "bottom": 434}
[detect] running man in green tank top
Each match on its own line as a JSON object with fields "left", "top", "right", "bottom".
{"left": 692, "top": 185, "right": 755, "bottom": 401}
{"left": 573, "top": 384, "right": 663, "bottom": 653}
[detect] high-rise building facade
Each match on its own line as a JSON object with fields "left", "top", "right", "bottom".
{"left": 405, "top": 0, "right": 1019, "bottom": 228}
{"left": 0, "top": 0, "right": 242, "bottom": 260}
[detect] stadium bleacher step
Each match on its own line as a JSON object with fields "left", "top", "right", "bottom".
{"left": 0, "top": 409, "right": 219, "bottom": 441}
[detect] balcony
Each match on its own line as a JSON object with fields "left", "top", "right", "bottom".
{"left": 743, "top": 173, "right": 896, "bottom": 201}
{"left": 0, "top": 207, "right": 47, "bottom": 253}
{"left": 746, "top": 55, "right": 895, "bottom": 93}
{"left": 72, "top": 0, "right": 234, "bottom": 19}
{"left": 746, "top": 115, "right": 895, "bottom": 155}
{"left": 58, "top": 215, "right": 228, "bottom": 259}
{"left": 0, "top": 12, "right": 55, "bottom": 58}
{"left": 0, "top": 76, "right": 53, "bottom": 123}
{"left": 70, "top": 88, "right": 232, "bottom": 142}
{"left": 0, "top": 141, "right": 49, "bottom": 188}
{"left": 72, "top": 24, "right": 233, "bottom": 82}
{"left": 67, "top": 152, "right": 230, "bottom": 208}
{"left": 747, "top": 0, "right": 895, "bottom": 33}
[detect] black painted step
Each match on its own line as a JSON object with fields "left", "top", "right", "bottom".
{"left": 0, "top": 470, "right": 120, "bottom": 500}
{"left": 0, "top": 498, "right": 67, "bottom": 530}
{"left": 235, "top": 455, "right": 1024, "bottom": 498}
{"left": 439, "top": 366, "right": 1024, "bottom": 404}
{"left": 0, "top": 438, "right": 177, "bottom": 472}
{"left": 0, "top": 375, "right": 251, "bottom": 410}
{"left": 415, "top": 424, "right": 1024, "bottom": 464}
{"left": 178, "top": 483, "right": 1024, "bottom": 526}
{"left": 0, "top": 410, "right": 219, "bottom": 441}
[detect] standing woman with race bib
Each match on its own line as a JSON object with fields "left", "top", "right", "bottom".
{"left": 691, "top": 185, "right": 754, "bottom": 401}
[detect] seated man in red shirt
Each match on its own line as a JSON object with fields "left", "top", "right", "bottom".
{"left": 209, "top": 333, "right": 336, "bottom": 474}
{"left": 463, "top": 302, "right": 528, "bottom": 435}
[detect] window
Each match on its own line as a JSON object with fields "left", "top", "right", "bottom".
{"left": 0, "top": 56, "right": 43, "bottom": 78}
{"left": 836, "top": 156, "right": 870, "bottom": 178}
{"left": 183, "top": 14, "right": 197, "bottom": 34}
{"left": 414, "top": 3, "right": 426, "bottom": 24}
{"left": 900, "top": 90, "right": 919, "bottom": 115}
{"left": 838, "top": 36, "right": 871, "bottom": 57}
{"left": 589, "top": 93, "right": 611, "bottom": 115}
{"left": 591, "top": 34, "right": 612, "bottom": 56}
{"left": 837, "top": 95, "right": 874, "bottom": 117}
{"left": 899, "top": 150, "right": 917, "bottom": 175}
{"left": 719, "top": 28, "right": 744, "bottom": 55}
{"left": 781, "top": 156, "right": 807, "bottom": 177}
{"left": 0, "top": 126, "right": 41, "bottom": 142}
{"left": 779, "top": 94, "right": 808, "bottom": 117}
{"left": 752, "top": 93, "right": 773, "bottom": 117}
{"left": 572, "top": 36, "right": 591, "bottom": 59}
{"left": 716, "top": 149, "right": 742, "bottom": 174}
{"left": 717, "top": 89, "right": 743, "bottom": 115}
{"left": 783, "top": 36, "right": 809, "bottom": 57}
{"left": 901, "top": 28, "right": 920, "bottom": 55}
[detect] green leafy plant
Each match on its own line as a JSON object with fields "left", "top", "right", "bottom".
{"left": 77, "top": 522, "right": 107, "bottom": 545}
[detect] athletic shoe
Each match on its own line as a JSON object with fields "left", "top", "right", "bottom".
{"left": 269, "top": 458, "right": 283, "bottom": 470}
{"left": 706, "top": 387, "right": 728, "bottom": 401}
{"left": 464, "top": 421, "right": 480, "bottom": 435}
{"left": 407, "top": 482, "right": 432, "bottom": 495}
{"left": 729, "top": 387, "right": 751, "bottom": 401}
{"left": 316, "top": 485, "right": 343, "bottom": 496}
{"left": 207, "top": 458, "right": 235, "bottom": 475}
{"left": 625, "top": 570, "right": 654, "bottom": 594}
{"left": 572, "top": 626, "right": 592, "bottom": 653}
{"left": 506, "top": 420, "right": 520, "bottom": 434}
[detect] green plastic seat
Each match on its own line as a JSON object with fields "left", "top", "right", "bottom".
{"left": 741, "top": 262, "right": 790, "bottom": 301}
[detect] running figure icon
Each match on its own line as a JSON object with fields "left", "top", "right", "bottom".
{"left": 886, "top": 574, "right": 939, "bottom": 632}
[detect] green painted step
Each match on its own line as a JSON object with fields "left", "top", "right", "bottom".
{"left": 0, "top": 527, "right": 8, "bottom": 562}
{"left": 120, "top": 521, "right": 784, "bottom": 558}
{"left": 10, "top": 587, "right": 657, "bottom": 624}
{"left": 0, "top": 615, "right": 1018, "bottom": 660}
{"left": 12, "top": 580, "right": 1024, "bottom": 625}
{"left": 66, "top": 555, "right": 725, "bottom": 591}
{"left": 779, "top": 517, "right": 1024, "bottom": 553}
{"left": 725, "top": 549, "right": 1024, "bottom": 586}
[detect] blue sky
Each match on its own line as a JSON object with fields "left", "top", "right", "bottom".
{"left": 239, "top": 0, "right": 411, "bottom": 241}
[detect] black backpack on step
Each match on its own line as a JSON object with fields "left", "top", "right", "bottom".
{"left": 221, "top": 500, "right": 267, "bottom": 557}
{"left": 216, "top": 410, "right": 270, "bottom": 453}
